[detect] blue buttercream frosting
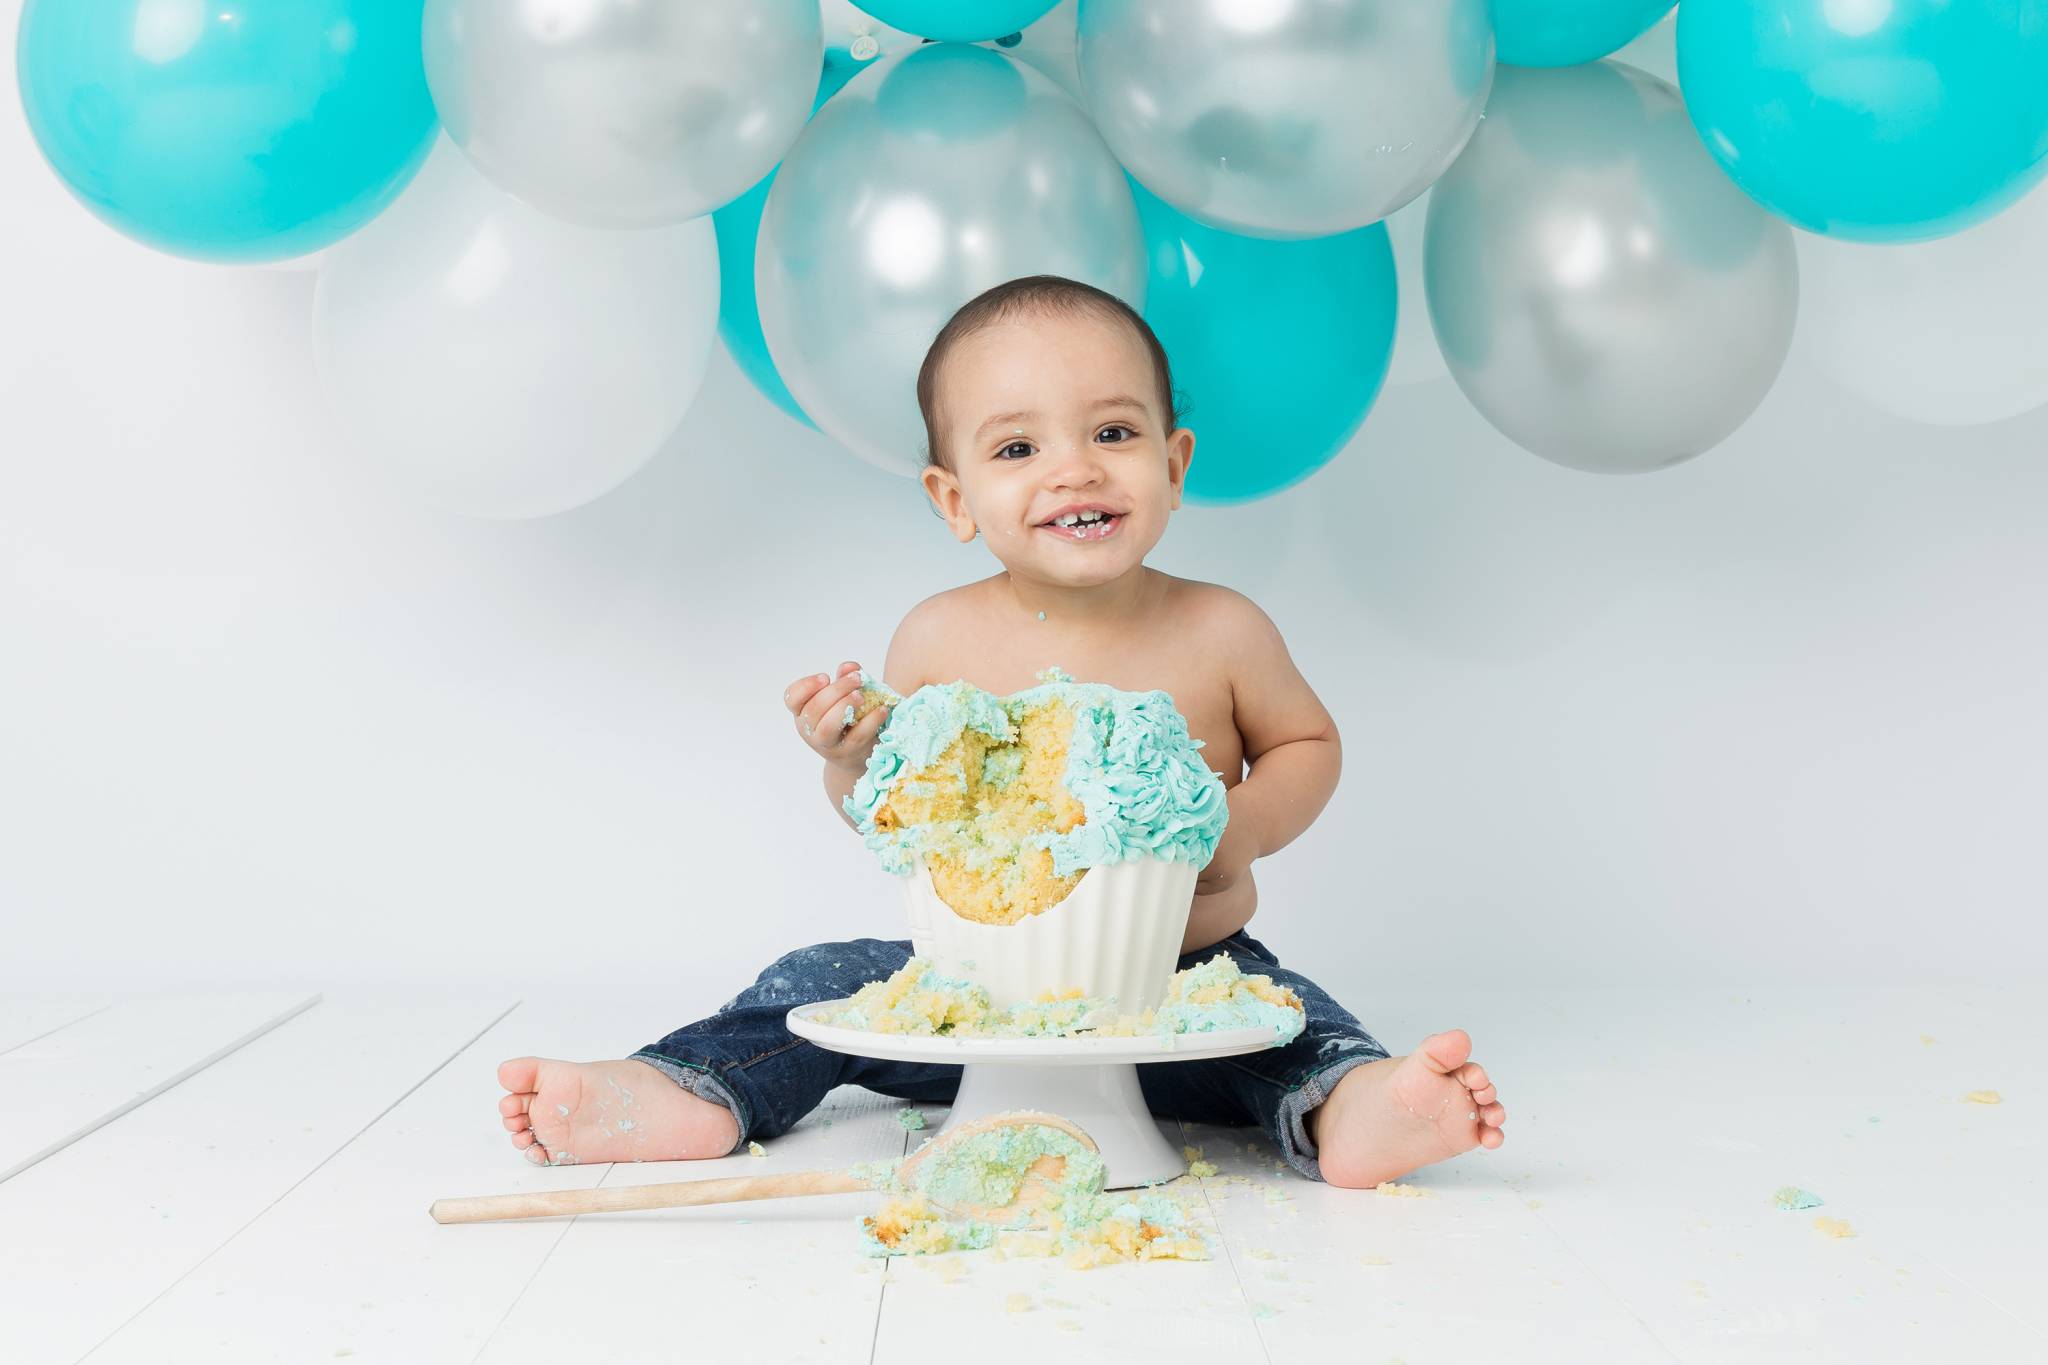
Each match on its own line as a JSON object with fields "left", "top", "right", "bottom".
{"left": 843, "top": 666, "right": 1229, "bottom": 878}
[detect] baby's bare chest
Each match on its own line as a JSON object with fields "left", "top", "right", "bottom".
{"left": 929, "top": 622, "right": 1245, "bottom": 787}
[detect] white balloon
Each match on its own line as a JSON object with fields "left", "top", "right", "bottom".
{"left": 1795, "top": 179, "right": 2048, "bottom": 427}
{"left": 313, "top": 138, "right": 719, "bottom": 519}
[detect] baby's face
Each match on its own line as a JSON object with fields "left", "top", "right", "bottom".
{"left": 921, "top": 310, "right": 1193, "bottom": 587}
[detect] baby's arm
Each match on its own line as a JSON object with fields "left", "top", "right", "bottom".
{"left": 1202, "top": 592, "right": 1341, "bottom": 888}
{"left": 816, "top": 603, "right": 938, "bottom": 828}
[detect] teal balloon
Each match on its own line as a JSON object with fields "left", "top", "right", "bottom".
{"left": 1130, "top": 179, "right": 1396, "bottom": 505}
{"left": 851, "top": 1, "right": 1055, "bottom": 43}
{"left": 1678, "top": 0, "right": 2048, "bottom": 242}
{"left": 16, "top": 0, "right": 437, "bottom": 263}
{"left": 712, "top": 60, "right": 862, "bottom": 429}
{"left": 1490, "top": 0, "right": 1673, "bottom": 67}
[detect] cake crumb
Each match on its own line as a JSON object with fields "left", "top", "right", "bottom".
{"left": 1187, "top": 1159, "right": 1218, "bottom": 1178}
{"left": 1004, "top": 1292, "right": 1035, "bottom": 1313}
{"left": 1687, "top": 1279, "right": 1709, "bottom": 1298}
{"left": 1773, "top": 1186, "right": 1824, "bottom": 1211}
{"left": 1055, "top": 1320, "right": 1082, "bottom": 1332}
{"left": 1919, "top": 1033, "right": 1936, "bottom": 1046}
{"left": 897, "top": 1107, "right": 927, "bottom": 1131}
{"left": 1372, "top": 1181, "right": 1435, "bottom": 1199}
{"left": 1813, "top": 1216, "right": 1855, "bottom": 1239}
{"left": 931, "top": 1255, "right": 968, "bottom": 1282}
{"left": 1246, "top": 1246, "right": 1279, "bottom": 1260}
{"left": 748, "top": 1141, "right": 767, "bottom": 1157}
{"left": 1962, "top": 1089, "right": 2002, "bottom": 1105}
{"left": 1524, "top": 1198, "right": 1544, "bottom": 1209}
{"left": 1360, "top": 1255, "right": 1391, "bottom": 1267}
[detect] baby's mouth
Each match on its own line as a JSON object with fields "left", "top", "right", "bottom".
{"left": 1038, "top": 512, "right": 1125, "bottom": 542}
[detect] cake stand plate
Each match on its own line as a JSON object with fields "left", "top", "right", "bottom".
{"left": 786, "top": 1002, "right": 1281, "bottom": 1188}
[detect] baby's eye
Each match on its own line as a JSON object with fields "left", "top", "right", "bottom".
{"left": 996, "top": 441, "right": 1033, "bottom": 460}
{"left": 1098, "top": 424, "right": 1136, "bottom": 443}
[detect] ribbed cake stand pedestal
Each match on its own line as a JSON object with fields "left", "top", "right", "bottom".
{"left": 785, "top": 1003, "right": 1278, "bottom": 1189}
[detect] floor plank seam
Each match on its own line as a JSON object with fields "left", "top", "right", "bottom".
{"left": 1182, "top": 1119, "right": 1275, "bottom": 1364}
{"left": 0, "top": 1001, "right": 115, "bottom": 1060}
{"left": 469, "top": 1163, "right": 606, "bottom": 1363}
{"left": 4, "top": 993, "right": 325, "bottom": 1188}
{"left": 73, "top": 997, "right": 524, "bottom": 1365}
{"left": 1929, "top": 1259, "right": 2048, "bottom": 1342}
{"left": 1507, "top": 1169, "right": 1686, "bottom": 1363}
{"left": 865, "top": 1116, "right": 915, "bottom": 1365}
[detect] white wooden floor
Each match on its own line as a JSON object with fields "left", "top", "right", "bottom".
{"left": 2, "top": 983, "right": 2040, "bottom": 1364}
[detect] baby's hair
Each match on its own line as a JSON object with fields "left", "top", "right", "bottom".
{"left": 915, "top": 274, "right": 1185, "bottom": 474}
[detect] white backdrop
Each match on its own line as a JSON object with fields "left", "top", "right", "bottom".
{"left": 3, "top": 12, "right": 2044, "bottom": 999}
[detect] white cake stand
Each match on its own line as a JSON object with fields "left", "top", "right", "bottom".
{"left": 786, "top": 1001, "right": 1280, "bottom": 1188}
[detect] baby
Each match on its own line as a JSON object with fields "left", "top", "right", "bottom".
{"left": 497, "top": 276, "right": 1508, "bottom": 1187}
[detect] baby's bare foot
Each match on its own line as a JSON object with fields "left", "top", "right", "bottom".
{"left": 496, "top": 1057, "right": 740, "bottom": 1167}
{"left": 1306, "top": 1029, "right": 1506, "bottom": 1189}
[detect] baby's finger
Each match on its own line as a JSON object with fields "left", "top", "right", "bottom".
{"left": 800, "top": 675, "right": 864, "bottom": 739}
{"left": 783, "top": 672, "right": 829, "bottom": 714}
{"left": 832, "top": 700, "right": 890, "bottom": 751}
{"left": 819, "top": 698, "right": 860, "bottom": 744}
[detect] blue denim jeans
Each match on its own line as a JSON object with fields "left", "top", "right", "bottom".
{"left": 630, "top": 929, "right": 1390, "bottom": 1183}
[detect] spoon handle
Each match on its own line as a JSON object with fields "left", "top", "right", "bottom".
{"left": 429, "top": 1169, "right": 872, "bottom": 1224}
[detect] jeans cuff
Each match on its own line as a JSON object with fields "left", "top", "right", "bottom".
{"left": 1274, "top": 1050, "right": 1384, "bottom": 1183}
{"left": 629, "top": 1052, "right": 748, "bottom": 1154}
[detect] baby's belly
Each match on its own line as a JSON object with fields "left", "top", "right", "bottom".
{"left": 1182, "top": 869, "right": 1258, "bottom": 957}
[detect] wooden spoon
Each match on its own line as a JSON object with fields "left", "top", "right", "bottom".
{"left": 428, "top": 1110, "right": 1098, "bottom": 1225}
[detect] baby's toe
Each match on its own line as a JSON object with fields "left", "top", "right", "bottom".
{"left": 1455, "top": 1061, "right": 1489, "bottom": 1092}
{"left": 503, "top": 1112, "right": 530, "bottom": 1133}
{"left": 498, "top": 1092, "right": 530, "bottom": 1120}
{"left": 1478, "top": 1126, "right": 1505, "bottom": 1150}
{"left": 1469, "top": 1083, "right": 1496, "bottom": 1106}
{"left": 1480, "top": 1102, "right": 1506, "bottom": 1128}
{"left": 511, "top": 1129, "right": 538, "bottom": 1151}
{"left": 498, "top": 1057, "right": 541, "bottom": 1093}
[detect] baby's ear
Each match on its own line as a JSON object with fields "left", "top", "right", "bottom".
{"left": 1167, "top": 427, "right": 1195, "bottom": 505}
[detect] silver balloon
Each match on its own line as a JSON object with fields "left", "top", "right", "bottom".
{"left": 1076, "top": 0, "right": 1494, "bottom": 238}
{"left": 1423, "top": 62, "right": 1798, "bottom": 473}
{"left": 755, "top": 44, "right": 1145, "bottom": 477}
{"left": 423, "top": 0, "right": 822, "bottom": 227}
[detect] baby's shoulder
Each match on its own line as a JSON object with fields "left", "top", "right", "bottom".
{"left": 1157, "top": 574, "right": 1274, "bottom": 640}
{"left": 882, "top": 584, "right": 982, "bottom": 692}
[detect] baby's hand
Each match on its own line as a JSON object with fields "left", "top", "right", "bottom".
{"left": 783, "top": 660, "right": 891, "bottom": 772}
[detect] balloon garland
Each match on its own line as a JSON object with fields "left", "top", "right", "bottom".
{"left": 15, "top": 0, "right": 2048, "bottom": 516}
